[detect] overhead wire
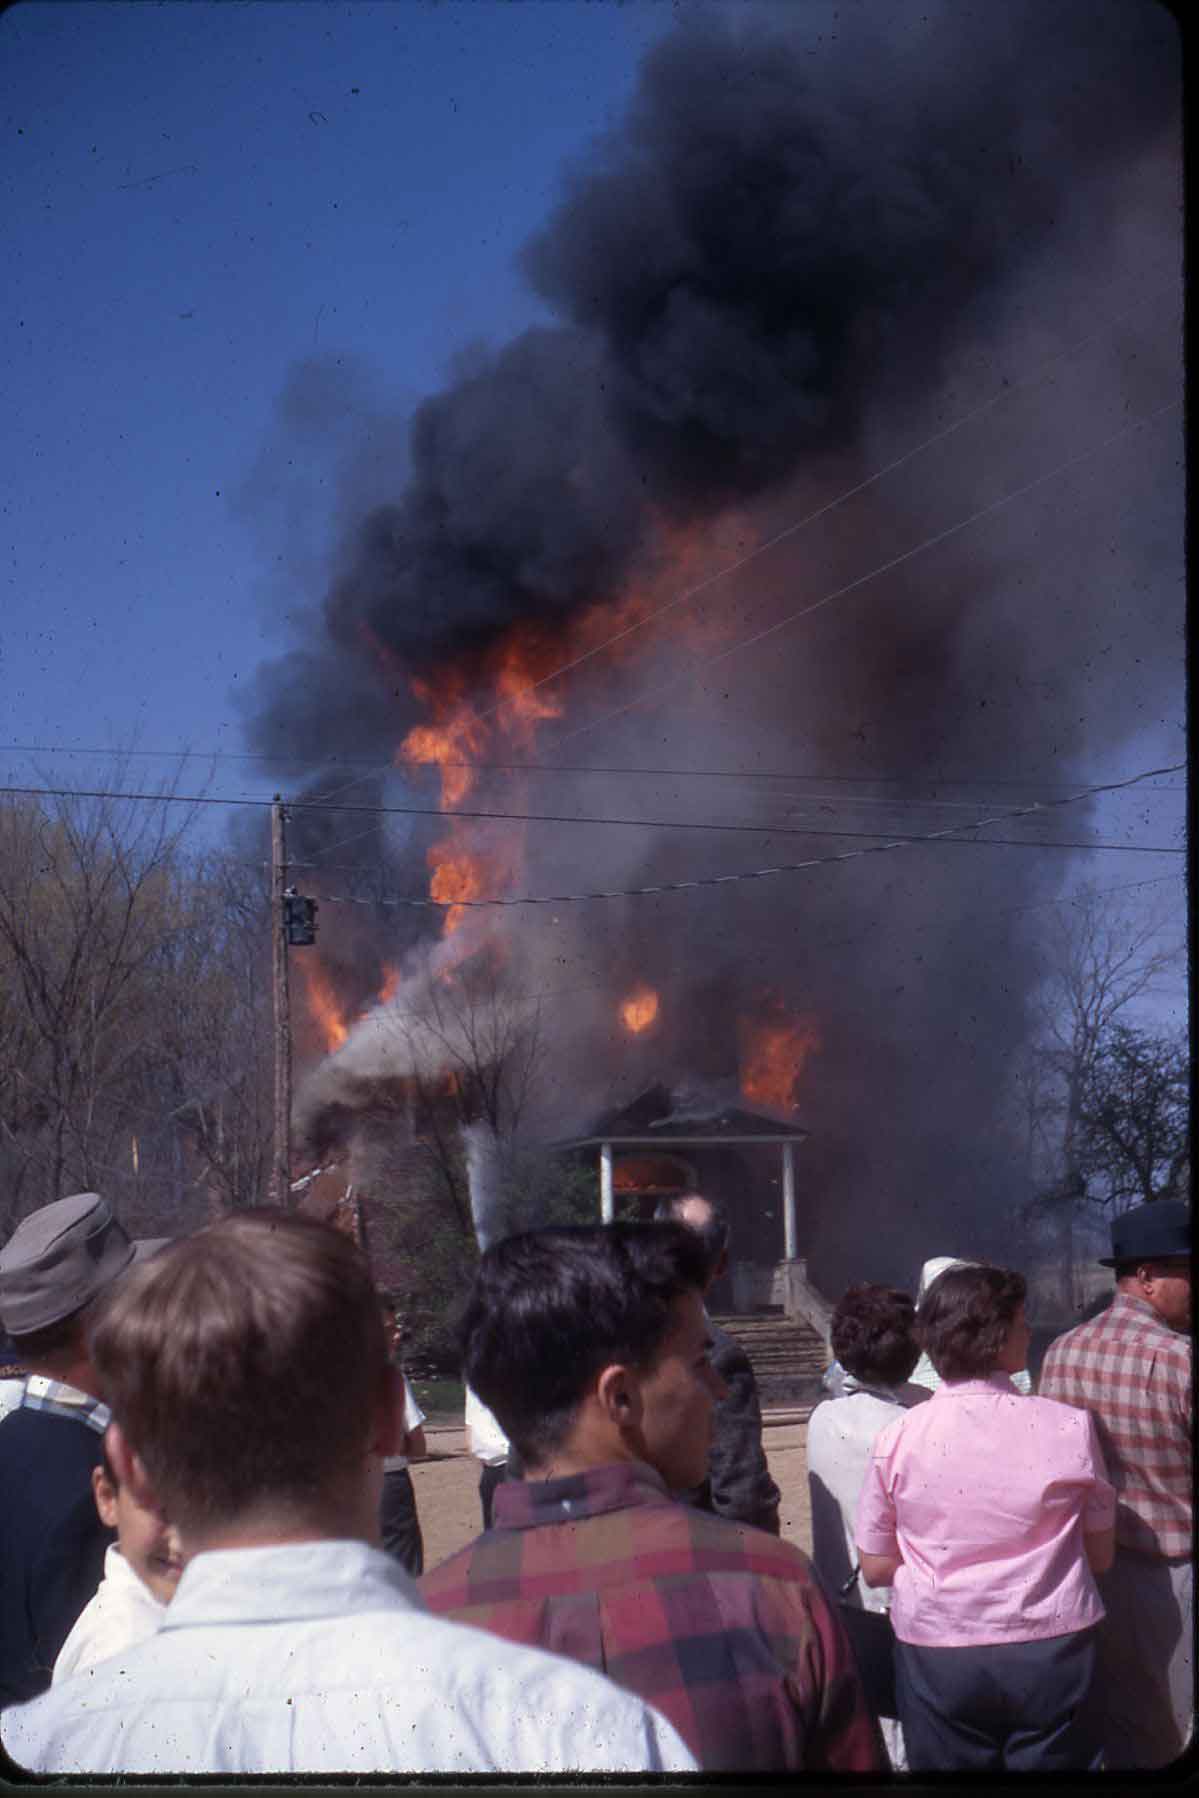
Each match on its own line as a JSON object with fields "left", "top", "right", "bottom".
{"left": 310, "top": 762, "right": 1185, "bottom": 913}
{"left": 303, "top": 275, "right": 1182, "bottom": 805}
{"left": 554, "top": 396, "right": 1181, "bottom": 750}
{"left": 0, "top": 741, "right": 1183, "bottom": 793}
{"left": 455, "top": 872, "right": 1189, "bottom": 1014}
{"left": 1, "top": 768, "right": 1184, "bottom": 857}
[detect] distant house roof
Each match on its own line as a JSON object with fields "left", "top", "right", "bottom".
{"left": 557, "top": 1082, "right": 809, "bottom": 1149}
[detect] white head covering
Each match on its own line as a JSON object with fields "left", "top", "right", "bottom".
{"left": 916, "top": 1255, "right": 973, "bottom": 1303}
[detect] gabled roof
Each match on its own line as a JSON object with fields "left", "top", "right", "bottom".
{"left": 557, "top": 1081, "right": 809, "bottom": 1149}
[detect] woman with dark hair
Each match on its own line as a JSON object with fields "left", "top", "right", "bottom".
{"left": 855, "top": 1263, "right": 1116, "bottom": 1772}
{"left": 808, "top": 1285, "right": 928, "bottom": 1767}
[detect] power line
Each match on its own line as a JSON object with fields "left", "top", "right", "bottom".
{"left": 304, "top": 276, "right": 1183, "bottom": 806}
{"left": 468, "top": 873, "right": 1187, "bottom": 1013}
{"left": 555, "top": 396, "right": 1181, "bottom": 751}
{"left": 311, "top": 762, "right": 1185, "bottom": 913}
{"left": 1, "top": 740, "right": 1183, "bottom": 795}
{"left": 2, "top": 770, "right": 1184, "bottom": 855}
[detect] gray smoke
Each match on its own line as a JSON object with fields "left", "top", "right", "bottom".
{"left": 462, "top": 1120, "right": 506, "bottom": 1251}
{"left": 244, "top": 0, "right": 1181, "bottom": 1287}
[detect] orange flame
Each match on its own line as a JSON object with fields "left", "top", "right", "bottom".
{"left": 739, "top": 1002, "right": 821, "bottom": 1113}
{"left": 295, "top": 957, "right": 350, "bottom": 1053}
{"left": 377, "top": 963, "right": 401, "bottom": 1005}
{"left": 492, "top": 628, "right": 565, "bottom": 747}
{"left": 620, "top": 984, "right": 660, "bottom": 1034}
{"left": 428, "top": 841, "right": 488, "bottom": 936}
{"left": 399, "top": 674, "right": 487, "bottom": 808}
{"left": 385, "top": 512, "right": 757, "bottom": 954}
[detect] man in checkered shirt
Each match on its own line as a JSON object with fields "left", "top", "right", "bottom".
{"left": 421, "top": 1220, "right": 882, "bottom": 1773}
{"left": 1039, "top": 1199, "right": 1192, "bottom": 1770}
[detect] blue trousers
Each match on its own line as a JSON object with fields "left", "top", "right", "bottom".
{"left": 896, "top": 1628, "right": 1101, "bottom": 1772}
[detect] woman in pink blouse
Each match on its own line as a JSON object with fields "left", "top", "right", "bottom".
{"left": 855, "top": 1263, "right": 1115, "bottom": 1772}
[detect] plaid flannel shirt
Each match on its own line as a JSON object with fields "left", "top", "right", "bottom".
{"left": 1039, "top": 1292, "right": 1191, "bottom": 1558}
{"left": 420, "top": 1459, "right": 882, "bottom": 1773}
{"left": 20, "top": 1375, "right": 111, "bottom": 1437}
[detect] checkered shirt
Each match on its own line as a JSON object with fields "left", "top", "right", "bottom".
{"left": 19, "top": 1374, "right": 110, "bottom": 1436}
{"left": 420, "top": 1459, "right": 882, "bottom": 1773}
{"left": 1039, "top": 1292, "right": 1191, "bottom": 1558}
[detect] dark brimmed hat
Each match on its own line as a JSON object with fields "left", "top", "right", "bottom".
{"left": 0, "top": 1193, "right": 135, "bottom": 1336}
{"left": 1098, "top": 1199, "right": 1191, "bottom": 1268}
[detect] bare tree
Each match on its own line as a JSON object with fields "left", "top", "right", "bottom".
{"left": 1018, "top": 889, "right": 1186, "bottom": 1307}
{"left": 149, "top": 851, "right": 275, "bottom": 1216}
{"left": 1074, "top": 1022, "right": 1189, "bottom": 1210}
{"left": 382, "top": 953, "right": 545, "bottom": 1240}
{"left": 0, "top": 778, "right": 197, "bottom": 1227}
{"left": 0, "top": 776, "right": 279, "bottom": 1236}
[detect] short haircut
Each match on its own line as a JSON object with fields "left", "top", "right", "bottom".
{"left": 89, "top": 1210, "right": 386, "bottom": 1534}
{"left": 917, "top": 1263, "right": 1026, "bottom": 1382}
{"left": 459, "top": 1221, "right": 709, "bottom": 1468}
{"left": 98, "top": 1439, "right": 117, "bottom": 1488}
{"left": 653, "top": 1193, "right": 729, "bottom": 1282}
{"left": 830, "top": 1284, "right": 920, "bottom": 1386}
{"left": 1113, "top": 1257, "right": 1187, "bottom": 1282}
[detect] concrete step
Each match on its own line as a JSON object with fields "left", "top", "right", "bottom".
{"left": 711, "top": 1312, "right": 829, "bottom": 1407}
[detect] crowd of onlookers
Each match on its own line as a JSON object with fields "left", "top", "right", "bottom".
{"left": 0, "top": 1184, "right": 1190, "bottom": 1775}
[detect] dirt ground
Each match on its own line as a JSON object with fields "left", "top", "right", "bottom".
{"left": 411, "top": 1414, "right": 813, "bottom": 1573}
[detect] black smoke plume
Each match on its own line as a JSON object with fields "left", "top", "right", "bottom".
{"left": 241, "top": 0, "right": 1181, "bottom": 1287}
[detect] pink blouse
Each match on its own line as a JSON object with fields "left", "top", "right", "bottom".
{"left": 856, "top": 1375, "right": 1115, "bottom": 1647}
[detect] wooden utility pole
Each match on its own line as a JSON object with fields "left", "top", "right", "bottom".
{"left": 270, "top": 796, "right": 293, "bottom": 1207}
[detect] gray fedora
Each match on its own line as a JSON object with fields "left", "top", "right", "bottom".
{"left": 0, "top": 1193, "right": 135, "bottom": 1336}
{"left": 1097, "top": 1199, "right": 1191, "bottom": 1268}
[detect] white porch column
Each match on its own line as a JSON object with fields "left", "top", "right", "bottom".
{"left": 781, "top": 1140, "right": 797, "bottom": 1261}
{"left": 599, "top": 1141, "right": 614, "bottom": 1222}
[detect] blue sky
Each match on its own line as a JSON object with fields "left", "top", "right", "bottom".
{"left": 1, "top": 0, "right": 1186, "bottom": 1037}
{"left": 2, "top": 0, "right": 672, "bottom": 787}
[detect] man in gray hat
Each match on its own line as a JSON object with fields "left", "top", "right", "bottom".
{"left": 1039, "top": 1199, "right": 1192, "bottom": 1769}
{"left": 0, "top": 1193, "right": 137, "bottom": 1704}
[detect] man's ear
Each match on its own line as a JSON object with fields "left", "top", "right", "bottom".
{"left": 370, "top": 1363, "right": 404, "bottom": 1459}
{"left": 595, "top": 1362, "right": 641, "bottom": 1430}
{"left": 105, "top": 1421, "right": 160, "bottom": 1513}
{"left": 91, "top": 1461, "right": 119, "bottom": 1529}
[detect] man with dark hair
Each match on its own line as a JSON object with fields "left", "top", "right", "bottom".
{"left": 0, "top": 1193, "right": 136, "bottom": 1705}
{"left": 1039, "top": 1200, "right": 1192, "bottom": 1770}
{"left": 1, "top": 1211, "right": 697, "bottom": 1777}
{"left": 421, "top": 1221, "right": 881, "bottom": 1773}
{"left": 654, "top": 1191, "right": 781, "bottom": 1533}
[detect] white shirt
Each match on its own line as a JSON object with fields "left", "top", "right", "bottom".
{"left": 2, "top": 1539, "right": 698, "bottom": 1776}
{"left": 382, "top": 1375, "right": 426, "bottom": 1474}
{"left": 0, "top": 1377, "right": 24, "bottom": 1424}
{"left": 464, "top": 1384, "right": 509, "bottom": 1467}
{"left": 807, "top": 1377, "right": 930, "bottom": 1615}
{"left": 52, "top": 1544, "right": 166, "bottom": 1683}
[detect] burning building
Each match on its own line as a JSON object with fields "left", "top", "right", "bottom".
{"left": 242, "top": 2, "right": 1180, "bottom": 1292}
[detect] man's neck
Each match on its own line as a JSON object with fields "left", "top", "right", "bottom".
{"left": 25, "top": 1354, "right": 98, "bottom": 1399}
{"left": 177, "top": 1474, "right": 379, "bottom": 1560}
{"left": 527, "top": 1437, "right": 635, "bottom": 1483}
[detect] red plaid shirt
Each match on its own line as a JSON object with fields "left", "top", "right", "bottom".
{"left": 1039, "top": 1291, "right": 1192, "bottom": 1558}
{"left": 420, "top": 1460, "right": 881, "bottom": 1774}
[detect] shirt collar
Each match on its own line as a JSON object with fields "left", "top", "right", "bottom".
{"left": 932, "top": 1372, "right": 1018, "bottom": 1398}
{"left": 161, "top": 1540, "right": 425, "bottom": 1631}
{"left": 493, "top": 1460, "right": 670, "bottom": 1530}
{"left": 1109, "top": 1289, "right": 1177, "bottom": 1333}
{"left": 21, "top": 1372, "right": 111, "bottom": 1434}
{"left": 841, "top": 1372, "right": 910, "bottom": 1402}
